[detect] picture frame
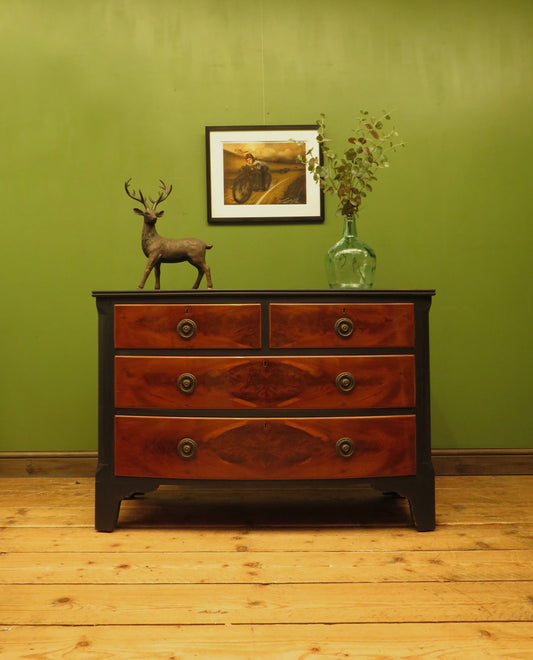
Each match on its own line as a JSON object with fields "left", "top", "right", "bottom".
{"left": 205, "top": 125, "right": 323, "bottom": 224}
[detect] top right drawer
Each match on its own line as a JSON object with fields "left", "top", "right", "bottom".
{"left": 269, "top": 303, "right": 414, "bottom": 348}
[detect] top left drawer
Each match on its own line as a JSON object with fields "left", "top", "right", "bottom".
{"left": 114, "top": 304, "right": 262, "bottom": 349}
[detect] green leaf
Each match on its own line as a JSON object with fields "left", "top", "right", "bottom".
{"left": 344, "top": 148, "right": 357, "bottom": 161}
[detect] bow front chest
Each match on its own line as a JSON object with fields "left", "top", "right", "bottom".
{"left": 93, "top": 289, "right": 435, "bottom": 531}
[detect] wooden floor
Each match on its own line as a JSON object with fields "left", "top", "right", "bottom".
{"left": 0, "top": 475, "right": 532, "bottom": 658}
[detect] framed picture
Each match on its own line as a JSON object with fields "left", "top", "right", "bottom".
{"left": 205, "top": 125, "right": 323, "bottom": 224}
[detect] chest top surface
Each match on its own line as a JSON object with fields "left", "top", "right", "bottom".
{"left": 93, "top": 289, "right": 435, "bottom": 300}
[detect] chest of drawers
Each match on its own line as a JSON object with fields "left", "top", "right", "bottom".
{"left": 93, "top": 289, "right": 435, "bottom": 531}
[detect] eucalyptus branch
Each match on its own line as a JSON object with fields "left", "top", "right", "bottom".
{"left": 302, "top": 111, "right": 404, "bottom": 217}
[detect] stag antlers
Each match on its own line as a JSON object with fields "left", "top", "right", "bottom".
{"left": 125, "top": 178, "right": 173, "bottom": 214}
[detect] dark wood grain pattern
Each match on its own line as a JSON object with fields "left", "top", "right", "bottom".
{"left": 114, "top": 415, "right": 416, "bottom": 480}
{"left": 114, "top": 355, "right": 415, "bottom": 410}
{"left": 115, "top": 304, "right": 262, "bottom": 349}
{"left": 270, "top": 303, "right": 414, "bottom": 348}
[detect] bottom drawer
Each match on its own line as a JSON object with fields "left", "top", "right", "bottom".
{"left": 115, "top": 415, "right": 416, "bottom": 480}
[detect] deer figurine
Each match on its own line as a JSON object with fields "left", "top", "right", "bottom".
{"left": 125, "top": 179, "right": 213, "bottom": 290}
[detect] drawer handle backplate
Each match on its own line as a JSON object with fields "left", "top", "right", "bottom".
{"left": 177, "top": 438, "right": 198, "bottom": 460}
{"left": 336, "top": 437, "right": 356, "bottom": 459}
{"left": 177, "top": 373, "right": 197, "bottom": 395}
{"left": 335, "top": 317, "right": 354, "bottom": 339}
{"left": 177, "top": 318, "right": 198, "bottom": 340}
{"left": 336, "top": 371, "right": 356, "bottom": 393}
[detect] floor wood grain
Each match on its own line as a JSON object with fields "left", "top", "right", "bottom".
{"left": 0, "top": 476, "right": 532, "bottom": 658}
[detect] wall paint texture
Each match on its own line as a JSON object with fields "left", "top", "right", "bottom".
{"left": 1, "top": 0, "right": 532, "bottom": 451}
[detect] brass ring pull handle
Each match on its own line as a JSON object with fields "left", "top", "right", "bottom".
{"left": 176, "top": 373, "right": 197, "bottom": 395}
{"left": 177, "top": 438, "right": 198, "bottom": 460}
{"left": 335, "top": 371, "right": 355, "bottom": 394}
{"left": 335, "top": 317, "right": 354, "bottom": 339}
{"left": 177, "top": 318, "right": 197, "bottom": 340}
{"left": 336, "top": 437, "right": 355, "bottom": 459}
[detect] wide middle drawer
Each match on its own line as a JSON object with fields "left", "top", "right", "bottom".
{"left": 115, "top": 355, "right": 415, "bottom": 409}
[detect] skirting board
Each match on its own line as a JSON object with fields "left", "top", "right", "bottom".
{"left": 0, "top": 449, "right": 532, "bottom": 478}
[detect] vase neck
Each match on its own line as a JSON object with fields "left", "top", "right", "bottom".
{"left": 343, "top": 214, "right": 358, "bottom": 237}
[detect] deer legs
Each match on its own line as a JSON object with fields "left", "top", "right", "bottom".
{"left": 138, "top": 256, "right": 212, "bottom": 290}
{"left": 192, "top": 262, "right": 213, "bottom": 289}
{"left": 138, "top": 255, "right": 161, "bottom": 290}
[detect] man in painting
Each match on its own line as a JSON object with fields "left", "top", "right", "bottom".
{"left": 242, "top": 152, "right": 271, "bottom": 191}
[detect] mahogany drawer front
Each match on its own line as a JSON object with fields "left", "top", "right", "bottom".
{"left": 114, "top": 415, "right": 416, "bottom": 480}
{"left": 114, "top": 304, "right": 261, "bottom": 349}
{"left": 115, "top": 355, "right": 415, "bottom": 410}
{"left": 269, "top": 303, "right": 414, "bottom": 348}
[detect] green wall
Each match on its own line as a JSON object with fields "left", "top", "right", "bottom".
{"left": 1, "top": 0, "right": 532, "bottom": 451}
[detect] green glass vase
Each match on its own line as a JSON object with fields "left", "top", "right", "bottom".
{"left": 326, "top": 214, "right": 376, "bottom": 289}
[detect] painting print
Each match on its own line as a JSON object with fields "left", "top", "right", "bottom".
{"left": 223, "top": 141, "right": 306, "bottom": 206}
{"left": 206, "top": 126, "right": 323, "bottom": 224}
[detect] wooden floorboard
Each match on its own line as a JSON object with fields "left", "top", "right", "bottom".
{"left": 2, "top": 623, "right": 533, "bottom": 659}
{"left": 0, "top": 476, "right": 532, "bottom": 658}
